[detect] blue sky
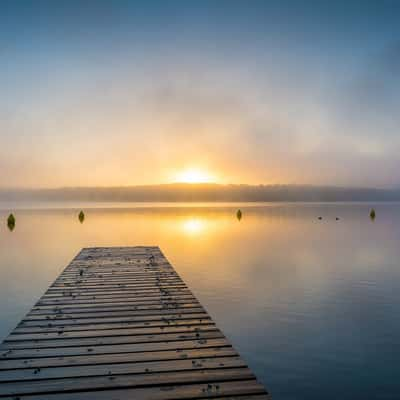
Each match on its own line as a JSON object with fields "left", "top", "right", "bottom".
{"left": 1, "top": 1, "right": 400, "bottom": 187}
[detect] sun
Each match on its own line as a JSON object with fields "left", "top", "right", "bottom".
{"left": 174, "top": 168, "right": 215, "bottom": 184}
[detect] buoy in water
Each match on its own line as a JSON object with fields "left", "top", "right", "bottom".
{"left": 7, "top": 213, "right": 15, "bottom": 231}
{"left": 236, "top": 209, "right": 242, "bottom": 221}
{"left": 78, "top": 210, "right": 85, "bottom": 223}
{"left": 370, "top": 208, "right": 376, "bottom": 220}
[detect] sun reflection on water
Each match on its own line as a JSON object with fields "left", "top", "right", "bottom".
{"left": 181, "top": 218, "right": 206, "bottom": 235}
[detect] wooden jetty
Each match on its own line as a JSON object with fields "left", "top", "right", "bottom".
{"left": 0, "top": 246, "right": 270, "bottom": 399}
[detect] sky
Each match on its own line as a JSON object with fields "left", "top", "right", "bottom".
{"left": 1, "top": 0, "right": 400, "bottom": 188}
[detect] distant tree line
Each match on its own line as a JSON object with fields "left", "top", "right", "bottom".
{"left": 2, "top": 184, "right": 400, "bottom": 202}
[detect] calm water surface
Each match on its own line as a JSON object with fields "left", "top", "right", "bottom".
{"left": 0, "top": 203, "right": 399, "bottom": 399}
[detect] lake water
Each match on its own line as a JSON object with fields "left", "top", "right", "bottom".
{"left": 0, "top": 202, "right": 399, "bottom": 399}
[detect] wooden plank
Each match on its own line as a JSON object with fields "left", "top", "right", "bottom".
{"left": 0, "top": 368, "right": 254, "bottom": 396}
{"left": 0, "top": 338, "right": 231, "bottom": 360}
{"left": 5, "top": 324, "right": 217, "bottom": 342}
{"left": 44, "top": 287, "right": 188, "bottom": 296}
{"left": 29, "top": 302, "right": 202, "bottom": 314}
{"left": 0, "top": 347, "right": 238, "bottom": 370}
{"left": 34, "top": 296, "right": 197, "bottom": 307}
{"left": 25, "top": 307, "right": 206, "bottom": 319}
{"left": 13, "top": 318, "right": 212, "bottom": 334}
{"left": 36, "top": 293, "right": 195, "bottom": 303}
{"left": 60, "top": 264, "right": 173, "bottom": 270}
{"left": 61, "top": 266, "right": 173, "bottom": 272}
{"left": 18, "top": 313, "right": 210, "bottom": 327}
{"left": 60, "top": 272, "right": 177, "bottom": 278}
{"left": 62, "top": 260, "right": 169, "bottom": 265}
{"left": 40, "top": 289, "right": 193, "bottom": 297}
{"left": 47, "top": 279, "right": 183, "bottom": 287}
{"left": 0, "top": 247, "right": 269, "bottom": 399}
{"left": 41, "top": 289, "right": 192, "bottom": 298}
{"left": 0, "top": 381, "right": 269, "bottom": 400}
{"left": 0, "top": 356, "right": 245, "bottom": 382}
{"left": 57, "top": 268, "right": 175, "bottom": 274}
{"left": 0, "top": 330, "right": 225, "bottom": 350}
{"left": 53, "top": 278, "right": 183, "bottom": 286}
{"left": 46, "top": 283, "right": 188, "bottom": 291}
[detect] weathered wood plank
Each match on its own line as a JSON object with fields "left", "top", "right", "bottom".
{"left": 42, "top": 289, "right": 192, "bottom": 298}
{"left": 37, "top": 293, "right": 195, "bottom": 303}
{"left": 53, "top": 278, "right": 183, "bottom": 286}
{"left": 25, "top": 307, "right": 206, "bottom": 319}
{"left": 0, "top": 338, "right": 230, "bottom": 359}
{"left": 0, "top": 356, "right": 244, "bottom": 382}
{"left": 34, "top": 296, "right": 197, "bottom": 307}
{"left": 0, "top": 330, "right": 224, "bottom": 349}
{"left": 29, "top": 302, "right": 202, "bottom": 314}
{"left": 0, "top": 381, "right": 269, "bottom": 400}
{"left": 13, "top": 318, "right": 212, "bottom": 334}
{"left": 19, "top": 313, "right": 210, "bottom": 327}
{"left": 46, "top": 283, "right": 188, "bottom": 292}
{"left": 0, "top": 347, "right": 238, "bottom": 371}
{"left": 13, "top": 317, "right": 212, "bottom": 334}
{"left": 60, "top": 267, "right": 174, "bottom": 274}
{"left": 5, "top": 324, "right": 217, "bottom": 342}
{"left": 44, "top": 287, "right": 188, "bottom": 297}
{"left": 54, "top": 277, "right": 184, "bottom": 284}
{"left": 0, "top": 367, "right": 254, "bottom": 396}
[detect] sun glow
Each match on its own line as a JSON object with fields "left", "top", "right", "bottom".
{"left": 181, "top": 218, "right": 205, "bottom": 235}
{"left": 174, "top": 168, "right": 215, "bottom": 184}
